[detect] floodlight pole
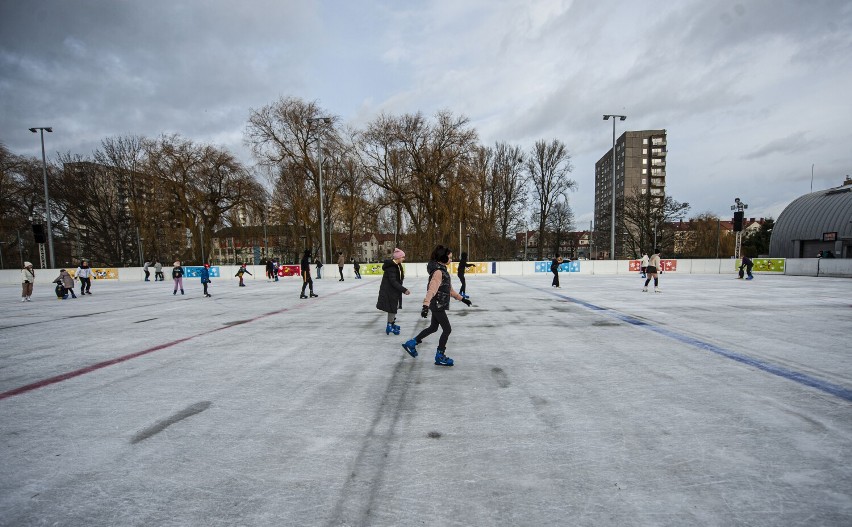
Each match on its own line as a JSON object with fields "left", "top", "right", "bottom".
{"left": 603, "top": 115, "right": 626, "bottom": 260}
{"left": 30, "top": 127, "right": 55, "bottom": 268}
{"left": 731, "top": 197, "right": 748, "bottom": 260}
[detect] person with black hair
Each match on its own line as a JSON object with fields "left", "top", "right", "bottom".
{"left": 402, "top": 246, "right": 472, "bottom": 367}
{"left": 352, "top": 258, "right": 361, "bottom": 279}
{"left": 457, "top": 251, "right": 475, "bottom": 299}
{"left": 300, "top": 249, "right": 318, "bottom": 298}
{"left": 739, "top": 253, "right": 754, "bottom": 280}
{"left": 642, "top": 248, "right": 662, "bottom": 292}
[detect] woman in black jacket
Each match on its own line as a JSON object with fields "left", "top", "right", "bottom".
{"left": 300, "top": 250, "right": 318, "bottom": 298}
{"left": 376, "top": 248, "right": 410, "bottom": 335}
{"left": 456, "top": 251, "right": 475, "bottom": 299}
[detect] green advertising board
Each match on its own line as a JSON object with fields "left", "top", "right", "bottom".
{"left": 736, "top": 258, "right": 785, "bottom": 273}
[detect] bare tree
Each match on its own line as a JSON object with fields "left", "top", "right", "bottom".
{"left": 526, "top": 139, "right": 576, "bottom": 259}
{"left": 621, "top": 188, "right": 690, "bottom": 257}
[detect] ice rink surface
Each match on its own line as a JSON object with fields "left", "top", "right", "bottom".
{"left": 1, "top": 272, "right": 851, "bottom": 526}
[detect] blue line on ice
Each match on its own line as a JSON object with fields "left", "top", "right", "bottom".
{"left": 507, "top": 278, "right": 852, "bottom": 403}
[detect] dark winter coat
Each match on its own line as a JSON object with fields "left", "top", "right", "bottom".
{"left": 376, "top": 259, "right": 406, "bottom": 314}
{"left": 172, "top": 266, "right": 184, "bottom": 279}
{"left": 200, "top": 267, "right": 210, "bottom": 283}
{"left": 300, "top": 255, "right": 312, "bottom": 280}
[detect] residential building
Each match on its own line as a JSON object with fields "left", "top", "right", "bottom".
{"left": 594, "top": 129, "right": 667, "bottom": 259}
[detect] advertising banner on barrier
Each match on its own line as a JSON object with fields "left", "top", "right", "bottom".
{"left": 70, "top": 268, "right": 119, "bottom": 280}
{"left": 736, "top": 258, "right": 785, "bottom": 273}
{"left": 449, "top": 262, "right": 490, "bottom": 274}
{"left": 535, "top": 260, "right": 580, "bottom": 273}
{"left": 630, "top": 260, "right": 677, "bottom": 272}
{"left": 183, "top": 266, "right": 221, "bottom": 278}
{"left": 277, "top": 265, "right": 302, "bottom": 277}
{"left": 360, "top": 262, "right": 405, "bottom": 276}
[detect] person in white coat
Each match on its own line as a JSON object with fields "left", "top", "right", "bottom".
{"left": 642, "top": 248, "right": 662, "bottom": 293}
{"left": 76, "top": 260, "right": 93, "bottom": 295}
{"left": 21, "top": 261, "right": 35, "bottom": 301}
{"left": 640, "top": 252, "right": 649, "bottom": 278}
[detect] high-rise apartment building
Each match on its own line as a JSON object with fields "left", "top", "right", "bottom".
{"left": 593, "top": 129, "right": 667, "bottom": 259}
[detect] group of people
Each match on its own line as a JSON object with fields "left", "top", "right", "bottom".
{"left": 142, "top": 261, "right": 165, "bottom": 281}
{"left": 377, "top": 245, "right": 474, "bottom": 367}
{"left": 19, "top": 260, "right": 95, "bottom": 301}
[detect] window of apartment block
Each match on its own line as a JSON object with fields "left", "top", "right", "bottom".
{"left": 642, "top": 178, "right": 646, "bottom": 185}
{"left": 642, "top": 168, "right": 647, "bottom": 174}
{"left": 642, "top": 149, "right": 647, "bottom": 155}
{"left": 643, "top": 139, "right": 648, "bottom": 144}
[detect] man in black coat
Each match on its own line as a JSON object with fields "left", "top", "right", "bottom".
{"left": 300, "top": 249, "right": 318, "bottom": 298}
{"left": 376, "top": 248, "right": 410, "bottom": 335}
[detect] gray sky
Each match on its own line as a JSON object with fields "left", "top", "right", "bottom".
{"left": 2, "top": 0, "right": 850, "bottom": 226}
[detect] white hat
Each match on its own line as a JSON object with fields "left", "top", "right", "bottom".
{"left": 24, "top": 261, "right": 33, "bottom": 267}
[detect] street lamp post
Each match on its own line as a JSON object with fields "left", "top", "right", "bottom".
{"left": 30, "top": 127, "right": 55, "bottom": 268}
{"left": 602, "top": 115, "right": 626, "bottom": 260}
{"left": 307, "top": 117, "right": 331, "bottom": 270}
{"left": 466, "top": 233, "right": 470, "bottom": 259}
{"left": 731, "top": 197, "right": 748, "bottom": 260}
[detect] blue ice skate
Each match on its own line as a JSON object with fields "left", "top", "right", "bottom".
{"left": 385, "top": 323, "right": 401, "bottom": 336}
{"left": 434, "top": 349, "right": 454, "bottom": 367}
{"left": 392, "top": 323, "right": 401, "bottom": 335}
{"left": 402, "top": 338, "right": 418, "bottom": 358}
{"left": 746, "top": 275, "right": 754, "bottom": 280}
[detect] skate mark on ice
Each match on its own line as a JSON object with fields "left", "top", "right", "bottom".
{"left": 592, "top": 320, "right": 620, "bottom": 327}
{"left": 222, "top": 319, "right": 252, "bottom": 326}
{"left": 491, "top": 367, "right": 510, "bottom": 388}
{"left": 133, "top": 318, "right": 158, "bottom": 324}
{"left": 130, "top": 401, "right": 212, "bottom": 444}
{"left": 501, "top": 277, "right": 852, "bottom": 403}
{"left": 327, "top": 358, "right": 415, "bottom": 526}
{"left": 427, "top": 431, "right": 442, "bottom": 439}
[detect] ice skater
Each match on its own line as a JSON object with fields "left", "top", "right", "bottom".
{"left": 154, "top": 260, "right": 164, "bottom": 281}
{"left": 53, "top": 269, "right": 77, "bottom": 299}
{"left": 551, "top": 254, "right": 564, "bottom": 288}
{"left": 172, "top": 261, "right": 184, "bottom": 295}
{"left": 376, "top": 248, "right": 410, "bottom": 335}
{"left": 337, "top": 252, "right": 346, "bottom": 281}
{"left": 457, "top": 251, "right": 475, "bottom": 299}
{"left": 21, "top": 261, "right": 35, "bottom": 302}
{"left": 739, "top": 254, "right": 754, "bottom": 280}
{"left": 76, "top": 260, "right": 93, "bottom": 295}
{"left": 200, "top": 263, "right": 212, "bottom": 297}
{"left": 143, "top": 260, "right": 151, "bottom": 281}
{"left": 315, "top": 255, "right": 323, "bottom": 279}
{"left": 300, "top": 249, "right": 318, "bottom": 298}
{"left": 235, "top": 263, "right": 252, "bottom": 286}
{"left": 642, "top": 248, "right": 662, "bottom": 292}
{"left": 352, "top": 258, "right": 361, "bottom": 279}
{"left": 402, "top": 246, "right": 472, "bottom": 367}
{"left": 640, "top": 252, "right": 649, "bottom": 278}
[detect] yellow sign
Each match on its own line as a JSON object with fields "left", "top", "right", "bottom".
{"left": 449, "top": 262, "right": 489, "bottom": 274}
{"left": 69, "top": 268, "right": 119, "bottom": 280}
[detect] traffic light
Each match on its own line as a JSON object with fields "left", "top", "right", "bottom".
{"left": 733, "top": 211, "right": 744, "bottom": 232}
{"left": 32, "top": 223, "right": 46, "bottom": 244}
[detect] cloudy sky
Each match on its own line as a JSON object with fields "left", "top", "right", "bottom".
{"left": 2, "top": 0, "right": 850, "bottom": 226}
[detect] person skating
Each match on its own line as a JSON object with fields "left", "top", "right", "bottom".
{"left": 53, "top": 269, "right": 77, "bottom": 299}
{"left": 337, "top": 252, "right": 345, "bottom": 281}
{"left": 272, "top": 260, "right": 280, "bottom": 282}
{"left": 642, "top": 248, "right": 662, "bottom": 292}
{"left": 76, "top": 260, "right": 93, "bottom": 295}
{"left": 265, "top": 260, "right": 275, "bottom": 281}
{"left": 172, "top": 261, "right": 185, "bottom": 295}
{"left": 21, "top": 261, "right": 35, "bottom": 302}
{"left": 402, "top": 246, "right": 472, "bottom": 366}
{"left": 352, "top": 258, "right": 361, "bottom": 279}
{"left": 154, "top": 260, "right": 164, "bottom": 281}
{"left": 143, "top": 260, "right": 151, "bottom": 281}
{"left": 551, "top": 254, "right": 564, "bottom": 288}
{"left": 235, "top": 263, "right": 252, "bottom": 286}
{"left": 200, "top": 263, "right": 212, "bottom": 297}
{"left": 314, "top": 255, "right": 323, "bottom": 279}
{"left": 456, "top": 251, "right": 476, "bottom": 299}
{"left": 640, "top": 252, "right": 649, "bottom": 278}
{"left": 300, "top": 249, "right": 318, "bottom": 298}
{"left": 376, "top": 248, "right": 410, "bottom": 335}
{"left": 739, "top": 254, "right": 754, "bottom": 280}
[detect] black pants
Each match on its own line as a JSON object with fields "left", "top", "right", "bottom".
{"left": 339, "top": 266, "right": 344, "bottom": 280}
{"left": 301, "top": 273, "right": 314, "bottom": 295}
{"left": 458, "top": 274, "right": 467, "bottom": 296}
{"left": 354, "top": 268, "right": 361, "bottom": 279}
{"left": 203, "top": 282, "right": 209, "bottom": 295}
{"left": 80, "top": 277, "right": 91, "bottom": 293}
{"left": 552, "top": 271, "right": 559, "bottom": 287}
{"left": 144, "top": 270, "right": 150, "bottom": 281}
{"left": 155, "top": 272, "right": 164, "bottom": 281}
{"left": 415, "top": 308, "right": 451, "bottom": 350}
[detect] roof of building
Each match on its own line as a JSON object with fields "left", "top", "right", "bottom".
{"left": 769, "top": 179, "right": 852, "bottom": 257}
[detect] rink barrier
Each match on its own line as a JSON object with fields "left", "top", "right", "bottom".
{"left": 1, "top": 259, "right": 850, "bottom": 284}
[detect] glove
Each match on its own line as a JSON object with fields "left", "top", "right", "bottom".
{"left": 421, "top": 305, "right": 429, "bottom": 318}
{"left": 461, "top": 298, "right": 472, "bottom": 307}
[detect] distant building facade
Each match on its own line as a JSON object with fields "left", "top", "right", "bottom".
{"left": 594, "top": 129, "right": 667, "bottom": 259}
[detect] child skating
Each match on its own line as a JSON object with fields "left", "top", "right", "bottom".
{"left": 172, "top": 261, "right": 184, "bottom": 295}
{"left": 200, "top": 263, "right": 212, "bottom": 297}
{"left": 402, "top": 246, "right": 472, "bottom": 366}
{"left": 376, "top": 248, "right": 410, "bottom": 335}
{"left": 235, "top": 263, "right": 252, "bottom": 286}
